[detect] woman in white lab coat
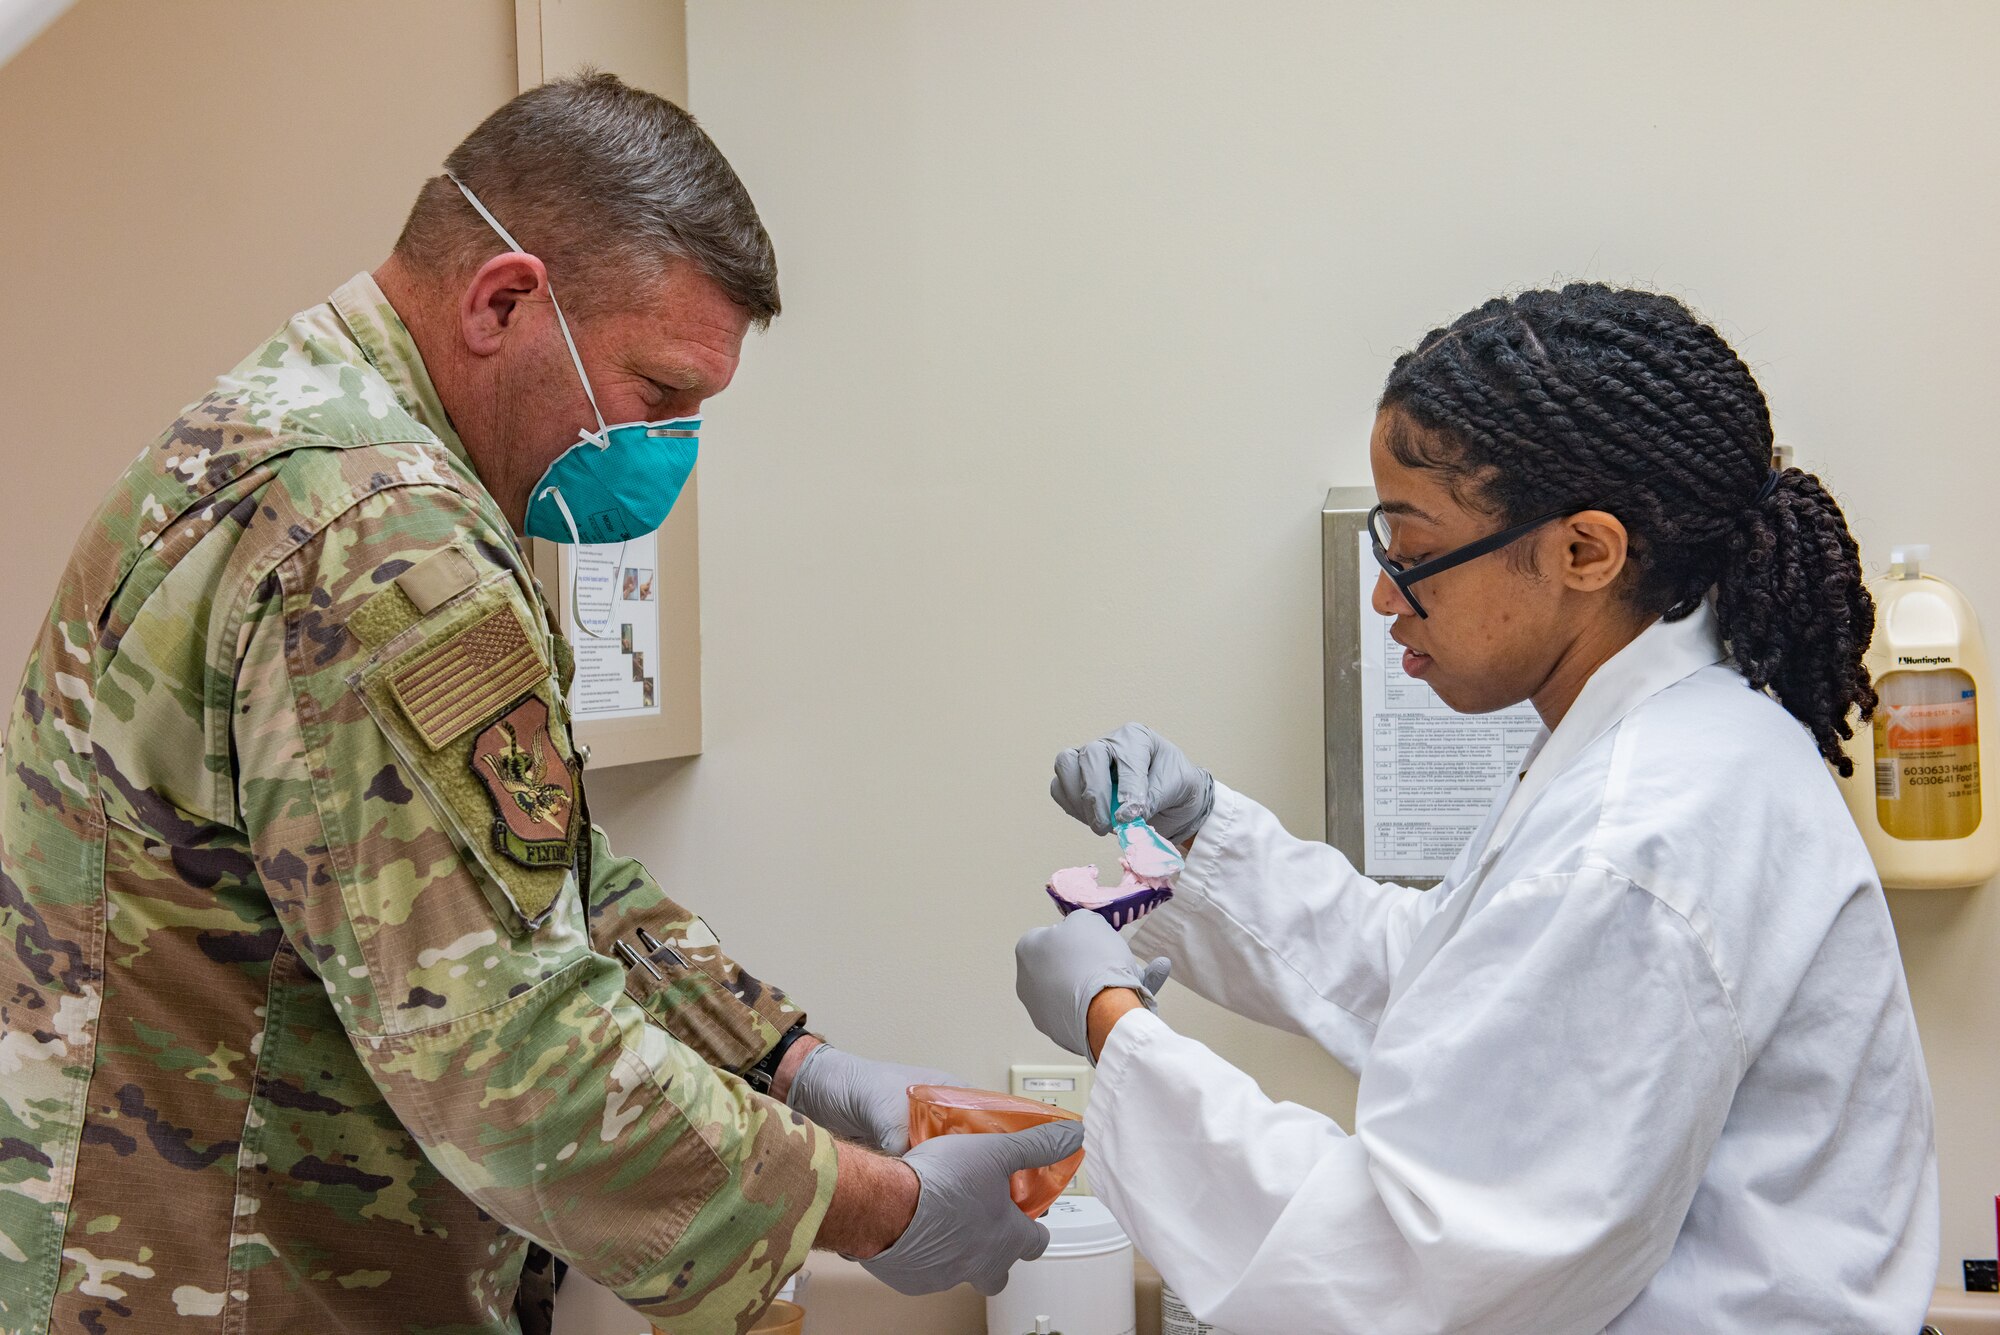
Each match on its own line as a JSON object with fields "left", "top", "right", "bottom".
{"left": 1015, "top": 285, "right": 1938, "bottom": 1334}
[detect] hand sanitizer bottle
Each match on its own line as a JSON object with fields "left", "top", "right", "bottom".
{"left": 1838, "top": 544, "right": 2000, "bottom": 887}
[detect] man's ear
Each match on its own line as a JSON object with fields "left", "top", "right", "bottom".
{"left": 459, "top": 252, "right": 551, "bottom": 357}
{"left": 1558, "top": 509, "right": 1629, "bottom": 594}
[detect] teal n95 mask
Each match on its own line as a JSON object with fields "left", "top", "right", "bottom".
{"left": 446, "top": 172, "right": 701, "bottom": 546}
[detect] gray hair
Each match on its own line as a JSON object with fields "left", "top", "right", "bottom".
{"left": 394, "top": 70, "right": 778, "bottom": 324}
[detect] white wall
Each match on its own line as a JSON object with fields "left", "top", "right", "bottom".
{"left": 590, "top": 0, "right": 2000, "bottom": 1290}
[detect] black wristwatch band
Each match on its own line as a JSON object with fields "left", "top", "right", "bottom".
{"left": 745, "top": 1023, "right": 812, "bottom": 1095}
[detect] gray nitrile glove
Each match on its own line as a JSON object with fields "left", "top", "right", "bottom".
{"left": 787, "top": 1044, "right": 962, "bottom": 1154}
{"left": 861, "top": 1121, "right": 1086, "bottom": 1296}
{"left": 1015, "top": 910, "right": 1172, "bottom": 1061}
{"left": 1050, "top": 722, "right": 1214, "bottom": 844}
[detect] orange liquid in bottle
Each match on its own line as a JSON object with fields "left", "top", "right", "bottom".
{"left": 1874, "top": 668, "right": 1982, "bottom": 840}
{"left": 906, "top": 1085, "right": 1085, "bottom": 1218}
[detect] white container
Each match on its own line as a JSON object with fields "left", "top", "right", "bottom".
{"left": 1161, "top": 1285, "right": 1237, "bottom": 1335}
{"left": 986, "top": 1196, "right": 1135, "bottom": 1335}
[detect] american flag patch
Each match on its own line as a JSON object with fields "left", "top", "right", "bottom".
{"left": 390, "top": 605, "right": 547, "bottom": 749}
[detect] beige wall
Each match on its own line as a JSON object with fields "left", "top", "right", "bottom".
{"left": 597, "top": 0, "right": 1997, "bottom": 1291}
{"left": 0, "top": 0, "right": 517, "bottom": 678}
{"left": 8, "top": 0, "right": 1999, "bottom": 1307}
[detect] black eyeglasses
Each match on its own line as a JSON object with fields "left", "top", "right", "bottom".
{"left": 1367, "top": 503, "right": 1581, "bottom": 619}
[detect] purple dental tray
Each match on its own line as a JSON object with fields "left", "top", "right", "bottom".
{"left": 1045, "top": 881, "right": 1174, "bottom": 930}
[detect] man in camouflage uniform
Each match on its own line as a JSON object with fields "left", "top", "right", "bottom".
{"left": 0, "top": 74, "right": 1075, "bottom": 1334}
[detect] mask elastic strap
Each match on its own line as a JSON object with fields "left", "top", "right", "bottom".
{"left": 445, "top": 171, "right": 609, "bottom": 438}
{"left": 542, "top": 489, "right": 627, "bottom": 641}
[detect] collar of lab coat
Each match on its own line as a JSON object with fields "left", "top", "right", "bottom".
{"left": 1385, "top": 601, "right": 1729, "bottom": 1016}
{"left": 1483, "top": 599, "right": 1727, "bottom": 860}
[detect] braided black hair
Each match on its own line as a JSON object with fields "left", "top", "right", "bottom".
{"left": 1379, "top": 283, "right": 1875, "bottom": 775}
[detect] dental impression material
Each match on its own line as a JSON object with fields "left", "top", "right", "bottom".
{"left": 907, "top": 1085, "right": 1085, "bottom": 1217}
{"left": 1044, "top": 817, "right": 1184, "bottom": 928}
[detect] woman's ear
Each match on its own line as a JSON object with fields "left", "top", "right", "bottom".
{"left": 1558, "top": 510, "right": 1629, "bottom": 594}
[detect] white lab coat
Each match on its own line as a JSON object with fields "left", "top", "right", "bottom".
{"left": 1090, "top": 605, "right": 1938, "bottom": 1334}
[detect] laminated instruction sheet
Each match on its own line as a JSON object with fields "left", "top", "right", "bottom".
{"left": 1357, "top": 532, "right": 1540, "bottom": 879}
{"left": 563, "top": 533, "right": 663, "bottom": 722}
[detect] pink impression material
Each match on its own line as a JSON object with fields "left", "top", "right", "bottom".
{"left": 1045, "top": 843, "right": 1178, "bottom": 929}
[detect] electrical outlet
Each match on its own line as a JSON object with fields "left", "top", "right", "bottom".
{"left": 1011, "top": 1063, "right": 1095, "bottom": 1196}
{"left": 1010, "top": 1063, "right": 1092, "bottom": 1116}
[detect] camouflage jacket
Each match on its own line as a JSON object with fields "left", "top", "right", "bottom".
{"left": 0, "top": 275, "right": 838, "bottom": 1334}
